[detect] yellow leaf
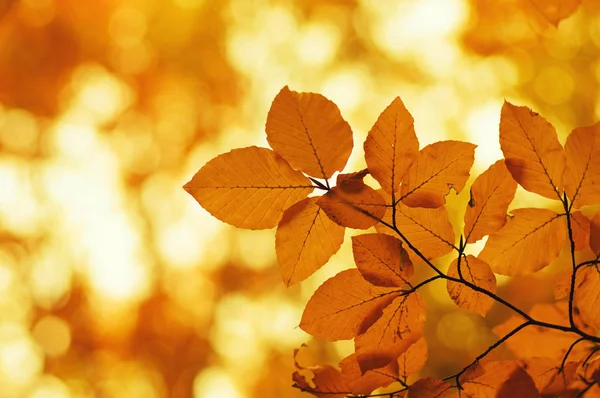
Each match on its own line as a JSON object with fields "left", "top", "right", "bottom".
{"left": 478, "top": 208, "right": 566, "bottom": 275}
{"left": 364, "top": 97, "right": 419, "bottom": 195}
{"left": 400, "top": 140, "right": 476, "bottom": 208}
{"left": 276, "top": 197, "right": 345, "bottom": 286}
{"left": 266, "top": 86, "right": 353, "bottom": 179}
{"left": 446, "top": 255, "right": 496, "bottom": 316}
{"left": 500, "top": 101, "right": 566, "bottom": 200}
{"left": 184, "top": 146, "right": 313, "bottom": 229}
{"left": 464, "top": 160, "right": 517, "bottom": 243}
{"left": 564, "top": 123, "right": 600, "bottom": 208}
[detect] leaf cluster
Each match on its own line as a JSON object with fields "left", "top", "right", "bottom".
{"left": 185, "top": 86, "right": 600, "bottom": 397}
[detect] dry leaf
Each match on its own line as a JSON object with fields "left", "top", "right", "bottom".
{"left": 446, "top": 255, "right": 496, "bottom": 316}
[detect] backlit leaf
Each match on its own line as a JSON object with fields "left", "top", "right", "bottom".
{"left": 317, "top": 180, "right": 387, "bottom": 229}
{"left": 407, "top": 378, "right": 451, "bottom": 398}
{"left": 293, "top": 345, "right": 349, "bottom": 398}
{"left": 355, "top": 293, "right": 426, "bottom": 372}
{"left": 184, "top": 146, "right": 313, "bottom": 229}
{"left": 400, "top": 141, "right": 476, "bottom": 208}
{"left": 464, "top": 160, "right": 517, "bottom": 243}
{"left": 478, "top": 208, "right": 566, "bottom": 275}
{"left": 575, "top": 264, "right": 600, "bottom": 329}
{"left": 529, "top": 0, "right": 583, "bottom": 26}
{"left": 266, "top": 86, "right": 353, "bottom": 179}
{"left": 276, "top": 197, "right": 345, "bottom": 286}
{"left": 376, "top": 201, "right": 455, "bottom": 260}
{"left": 564, "top": 123, "right": 600, "bottom": 208}
{"left": 446, "top": 255, "right": 496, "bottom": 316}
{"left": 553, "top": 269, "right": 571, "bottom": 300}
{"left": 364, "top": 97, "right": 419, "bottom": 194}
{"left": 570, "top": 211, "right": 590, "bottom": 252}
{"left": 300, "top": 269, "right": 399, "bottom": 341}
{"left": 499, "top": 101, "right": 565, "bottom": 200}
{"left": 519, "top": 357, "right": 578, "bottom": 396}
{"left": 591, "top": 210, "right": 600, "bottom": 256}
{"left": 460, "top": 361, "right": 538, "bottom": 398}
{"left": 352, "top": 233, "right": 414, "bottom": 288}
{"left": 397, "top": 337, "right": 428, "bottom": 380}
{"left": 339, "top": 354, "right": 398, "bottom": 395}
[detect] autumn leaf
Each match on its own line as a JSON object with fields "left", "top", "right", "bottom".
{"left": 276, "top": 197, "right": 345, "bottom": 286}
{"left": 184, "top": 146, "right": 313, "bottom": 229}
{"left": 378, "top": 201, "right": 456, "bottom": 261}
{"left": 575, "top": 264, "right": 600, "bottom": 329}
{"left": 397, "top": 337, "right": 428, "bottom": 380}
{"left": 519, "top": 357, "right": 578, "bottom": 396}
{"left": 499, "top": 101, "right": 566, "bottom": 200}
{"left": 459, "top": 361, "right": 538, "bottom": 398}
{"left": 265, "top": 86, "right": 353, "bottom": 180}
{"left": 355, "top": 293, "right": 426, "bottom": 372}
{"left": 563, "top": 123, "right": 600, "bottom": 208}
{"left": 400, "top": 140, "right": 476, "bottom": 208}
{"left": 407, "top": 378, "right": 451, "bottom": 398}
{"left": 317, "top": 180, "right": 387, "bottom": 229}
{"left": 478, "top": 208, "right": 566, "bottom": 275}
{"left": 364, "top": 97, "right": 419, "bottom": 195}
{"left": 293, "top": 345, "right": 349, "bottom": 398}
{"left": 570, "top": 211, "right": 591, "bottom": 252}
{"left": 554, "top": 269, "right": 571, "bottom": 300}
{"left": 300, "top": 269, "right": 399, "bottom": 341}
{"left": 446, "top": 255, "right": 496, "bottom": 316}
{"left": 592, "top": 210, "right": 600, "bottom": 256}
{"left": 352, "top": 233, "right": 414, "bottom": 288}
{"left": 529, "top": 0, "right": 583, "bottom": 26}
{"left": 463, "top": 160, "right": 517, "bottom": 243}
{"left": 339, "top": 354, "right": 398, "bottom": 395}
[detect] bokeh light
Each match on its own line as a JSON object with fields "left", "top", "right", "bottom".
{"left": 0, "top": 0, "right": 598, "bottom": 396}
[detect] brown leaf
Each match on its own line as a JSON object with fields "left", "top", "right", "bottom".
{"left": 364, "top": 97, "right": 419, "bottom": 195}
{"left": 400, "top": 141, "right": 476, "bottom": 208}
{"left": 398, "top": 337, "right": 428, "bottom": 380}
{"left": 352, "top": 233, "right": 414, "bottom": 288}
{"left": 355, "top": 293, "right": 426, "bottom": 372}
{"left": 184, "top": 146, "right": 313, "bottom": 229}
{"left": 590, "top": 210, "right": 600, "bottom": 256}
{"left": 499, "top": 101, "right": 566, "bottom": 200}
{"left": 478, "top": 208, "right": 566, "bottom": 275}
{"left": 300, "top": 269, "right": 399, "bottom": 341}
{"left": 317, "top": 180, "right": 387, "bottom": 229}
{"left": 575, "top": 264, "right": 600, "bottom": 329}
{"left": 570, "top": 211, "right": 591, "bottom": 252}
{"left": 276, "top": 197, "right": 345, "bottom": 286}
{"left": 376, "top": 200, "right": 455, "bottom": 261}
{"left": 446, "top": 255, "right": 496, "bottom": 316}
{"left": 564, "top": 123, "right": 600, "bottom": 208}
{"left": 407, "top": 378, "right": 451, "bottom": 398}
{"left": 464, "top": 160, "right": 517, "bottom": 243}
{"left": 529, "top": 0, "right": 583, "bottom": 26}
{"left": 339, "top": 353, "right": 398, "bottom": 395}
{"left": 266, "top": 86, "right": 353, "bottom": 179}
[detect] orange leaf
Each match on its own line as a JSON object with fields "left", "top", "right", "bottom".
{"left": 407, "top": 378, "right": 451, "bottom": 398}
{"left": 554, "top": 269, "right": 571, "bottom": 300}
{"left": 446, "top": 255, "right": 496, "bottom": 316}
{"left": 460, "top": 361, "right": 538, "bottom": 398}
{"left": 317, "top": 180, "right": 387, "bottom": 229}
{"left": 355, "top": 293, "right": 426, "bottom": 372}
{"left": 519, "top": 357, "right": 578, "bottom": 397}
{"left": 564, "top": 123, "right": 600, "bottom": 208}
{"left": 339, "top": 354, "right": 398, "bottom": 395}
{"left": 336, "top": 169, "right": 369, "bottom": 185}
{"left": 494, "top": 302, "right": 592, "bottom": 360}
{"left": 352, "top": 233, "right": 414, "bottom": 287}
{"left": 400, "top": 141, "right": 476, "bottom": 208}
{"left": 575, "top": 264, "right": 600, "bottom": 329}
{"left": 364, "top": 97, "right": 419, "bottom": 195}
{"left": 184, "top": 146, "right": 313, "bottom": 229}
{"left": 478, "top": 208, "right": 566, "bottom": 275}
{"left": 300, "top": 269, "right": 399, "bottom": 341}
{"left": 398, "top": 337, "right": 428, "bottom": 380}
{"left": 592, "top": 210, "right": 600, "bottom": 256}
{"left": 293, "top": 345, "right": 349, "bottom": 398}
{"left": 265, "top": 86, "right": 353, "bottom": 179}
{"left": 376, "top": 201, "right": 455, "bottom": 260}
{"left": 499, "top": 101, "right": 566, "bottom": 200}
{"left": 529, "top": 0, "right": 583, "bottom": 26}
{"left": 276, "top": 197, "right": 345, "bottom": 286}
{"left": 570, "top": 211, "right": 591, "bottom": 252}
{"left": 464, "top": 160, "right": 517, "bottom": 243}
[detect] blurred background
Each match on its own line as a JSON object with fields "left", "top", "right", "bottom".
{"left": 0, "top": 0, "right": 599, "bottom": 396}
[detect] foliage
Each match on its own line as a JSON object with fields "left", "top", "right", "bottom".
{"left": 186, "top": 85, "right": 600, "bottom": 397}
